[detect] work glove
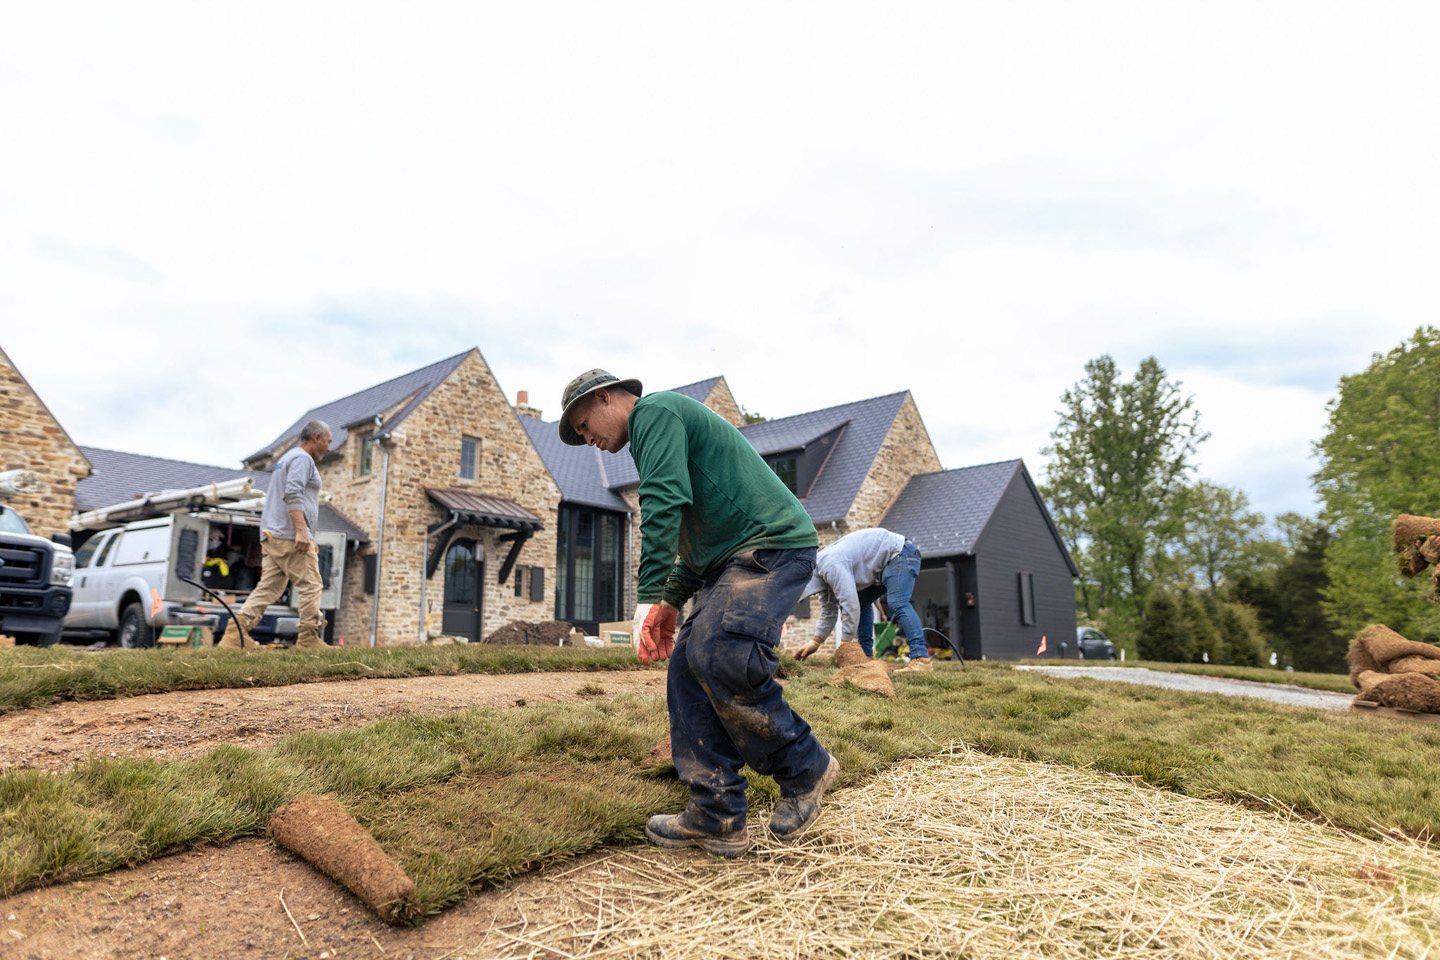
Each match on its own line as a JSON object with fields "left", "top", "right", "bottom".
{"left": 631, "top": 601, "right": 679, "bottom": 665}
{"left": 795, "top": 638, "right": 824, "bottom": 660}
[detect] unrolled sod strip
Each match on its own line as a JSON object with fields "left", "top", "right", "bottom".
{"left": 269, "top": 793, "right": 416, "bottom": 922}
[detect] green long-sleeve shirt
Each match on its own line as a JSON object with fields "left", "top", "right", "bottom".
{"left": 629, "top": 392, "right": 818, "bottom": 607}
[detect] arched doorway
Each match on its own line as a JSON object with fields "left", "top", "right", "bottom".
{"left": 441, "top": 538, "right": 484, "bottom": 642}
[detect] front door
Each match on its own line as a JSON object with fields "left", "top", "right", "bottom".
{"left": 441, "top": 538, "right": 484, "bottom": 642}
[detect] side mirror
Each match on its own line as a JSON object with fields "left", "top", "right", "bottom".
{"left": 52, "top": 533, "right": 72, "bottom": 547}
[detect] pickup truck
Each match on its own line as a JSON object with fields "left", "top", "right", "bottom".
{"left": 0, "top": 501, "right": 76, "bottom": 646}
{"left": 66, "top": 507, "right": 347, "bottom": 648}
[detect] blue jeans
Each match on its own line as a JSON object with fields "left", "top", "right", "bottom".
{"left": 667, "top": 547, "right": 832, "bottom": 835}
{"left": 856, "top": 541, "right": 925, "bottom": 658}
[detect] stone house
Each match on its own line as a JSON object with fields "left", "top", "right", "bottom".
{"left": 0, "top": 344, "right": 91, "bottom": 538}
{"left": 242, "top": 349, "right": 560, "bottom": 646}
{"left": 523, "top": 376, "right": 1078, "bottom": 659}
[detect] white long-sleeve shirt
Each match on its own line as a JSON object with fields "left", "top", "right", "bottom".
{"left": 802, "top": 528, "right": 907, "bottom": 643}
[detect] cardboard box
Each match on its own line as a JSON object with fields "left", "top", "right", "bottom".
{"left": 599, "top": 621, "right": 632, "bottom": 645}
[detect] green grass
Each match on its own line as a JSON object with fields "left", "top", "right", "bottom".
{"left": 2, "top": 659, "right": 1436, "bottom": 923}
{"left": 1018, "top": 658, "right": 1358, "bottom": 693}
{"left": 0, "top": 643, "right": 644, "bottom": 716}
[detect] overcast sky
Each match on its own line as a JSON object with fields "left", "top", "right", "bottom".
{"left": 4, "top": 2, "right": 1438, "bottom": 524}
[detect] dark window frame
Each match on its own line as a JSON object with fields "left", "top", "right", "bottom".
{"left": 358, "top": 432, "right": 375, "bottom": 477}
{"left": 555, "top": 505, "right": 626, "bottom": 627}
{"left": 460, "top": 435, "right": 479, "bottom": 480}
{"left": 1018, "top": 571, "right": 1036, "bottom": 626}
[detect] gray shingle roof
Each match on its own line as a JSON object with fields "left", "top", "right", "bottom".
{"left": 668, "top": 377, "right": 722, "bottom": 402}
{"left": 743, "top": 392, "right": 907, "bottom": 523}
{"left": 244, "top": 350, "right": 472, "bottom": 463}
{"left": 523, "top": 388, "right": 909, "bottom": 524}
{"left": 881, "top": 459, "right": 1076, "bottom": 572}
{"left": 520, "top": 417, "right": 630, "bottom": 512}
{"left": 76, "top": 446, "right": 369, "bottom": 540}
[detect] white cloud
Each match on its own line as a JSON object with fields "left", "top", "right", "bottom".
{"left": 3, "top": 1, "right": 1438, "bottom": 520}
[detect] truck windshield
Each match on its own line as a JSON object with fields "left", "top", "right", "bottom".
{"left": 0, "top": 506, "right": 33, "bottom": 536}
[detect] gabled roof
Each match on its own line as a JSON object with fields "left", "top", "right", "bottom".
{"left": 520, "top": 416, "right": 630, "bottom": 512}
{"left": 744, "top": 392, "right": 908, "bottom": 523}
{"left": 0, "top": 345, "right": 92, "bottom": 474}
{"left": 881, "top": 459, "right": 1078, "bottom": 574}
{"left": 523, "top": 387, "right": 909, "bottom": 523}
{"left": 76, "top": 446, "right": 369, "bottom": 540}
{"left": 667, "top": 377, "right": 722, "bottom": 403}
{"left": 244, "top": 350, "right": 473, "bottom": 462}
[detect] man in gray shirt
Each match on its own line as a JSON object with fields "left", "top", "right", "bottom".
{"left": 218, "top": 420, "right": 332, "bottom": 650}
{"left": 795, "top": 527, "right": 932, "bottom": 672}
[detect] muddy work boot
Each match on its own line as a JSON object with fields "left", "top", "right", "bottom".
{"left": 294, "top": 620, "right": 327, "bottom": 650}
{"left": 216, "top": 613, "right": 258, "bottom": 650}
{"left": 644, "top": 812, "right": 751, "bottom": 858}
{"left": 895, "top": 656, "right": 934, "bottom": 674}
{"left": 768, "top": 753, "right": 840, "bottom": 842}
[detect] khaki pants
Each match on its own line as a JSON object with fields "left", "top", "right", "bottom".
{"left": 239, "top": 535, "right": 326, "bottom": 648}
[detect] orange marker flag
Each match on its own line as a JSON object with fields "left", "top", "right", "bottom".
{"left": 1035, "top": 635, "right": 1047, "bottom": 655}
{"left": 151, "top": 589, "right": 163, "bottom": 617}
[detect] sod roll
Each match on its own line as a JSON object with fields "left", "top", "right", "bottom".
{"left": 1367, "top": 672, "right": 1440, "bottom": 714}
{"left": 269, "top": 793, "right": 416, "bottom": 922}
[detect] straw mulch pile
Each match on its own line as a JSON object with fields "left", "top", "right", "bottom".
{"left": 1349, "top": 624, "right": 1440, "bottom": 713}
{"left": 454, "top": 745, "right": 1438, "bottom": 960}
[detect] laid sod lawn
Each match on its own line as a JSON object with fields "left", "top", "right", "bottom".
{"left": 0, "top": 643, "right": 644, "bottom": 716}
{"left": 1018, "top": 658, "right": 1358, "bottom": 693}
{"left": 2, "top": 660, "right": 1436, "bottom": 923}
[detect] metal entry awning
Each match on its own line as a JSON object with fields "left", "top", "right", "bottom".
{"left": 425, "top": 487, "right": 544, "bottom": 584}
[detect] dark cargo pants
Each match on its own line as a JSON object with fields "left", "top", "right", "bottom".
{"left": 667, "top": 546, "right": 831, "bottom": 835}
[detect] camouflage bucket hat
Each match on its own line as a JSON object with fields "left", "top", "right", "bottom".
{"left": 558, "top": 368, "right": 643, "bottom": 446}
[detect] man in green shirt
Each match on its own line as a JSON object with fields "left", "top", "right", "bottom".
{"left": 560, "top": 369, "right": 838, "bottom": 858}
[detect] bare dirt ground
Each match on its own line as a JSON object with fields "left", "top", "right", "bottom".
{"left": 0, "top": 669, "right": 672, "bottom": 960}
{"left": 0, "top": 670, "right": 666, "bottom": 773}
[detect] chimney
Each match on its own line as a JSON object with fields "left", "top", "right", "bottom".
{"left": 515, "top": 390, "right": 542, "bottom": 419}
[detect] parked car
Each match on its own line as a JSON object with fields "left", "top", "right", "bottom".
{"left": 0, "top": 501, "right": 75, "bottom": 646}
{"left": 1076, "top": 626, "right": 1118, "bottom": 660}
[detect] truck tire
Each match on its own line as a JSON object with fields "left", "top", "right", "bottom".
{"left": 118, "top": 602, "right": 155, "bottom": 649}
{"left": 13, "top": 628, "right": 60, "bottom": 648}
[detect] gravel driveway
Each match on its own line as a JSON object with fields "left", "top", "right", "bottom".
{"left": 1015, "top": 665, "right": 1355, "bottom": 711}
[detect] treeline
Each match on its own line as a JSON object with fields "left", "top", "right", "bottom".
{"left": 1033, "top": 327, "right": 1440, "bottom": 674}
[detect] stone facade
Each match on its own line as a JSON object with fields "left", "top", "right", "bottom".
{"left": 701, "top": 378, "right": 746, "bottom": 429}
{"left": 261, "top": 350, "right": 560, "bottom": 646}
{"left": 0, "top": 345, "right": 90, "bottom": 538}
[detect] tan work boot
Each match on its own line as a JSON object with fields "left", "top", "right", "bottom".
{"left": 294, "top": 621, "right": 327, "bottom": 650}
{"left": 896, "top": 656, "right": 933, "bottom": 673}
{"left": 217, "top": 613, "right": 259, "bottom": 650}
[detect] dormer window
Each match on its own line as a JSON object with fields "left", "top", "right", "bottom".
{"left": 755, "top": 421, "right": 847, "bottom": 500}
{"left": 767, "top": 455, "right": 799, "bottom": 495}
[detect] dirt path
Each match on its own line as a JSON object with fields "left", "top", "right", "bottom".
{"left": 0, "top": 670, "right": 666, "bottom": 772}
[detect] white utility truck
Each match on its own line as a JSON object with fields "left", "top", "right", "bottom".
{"left": 65, "top": 479, "right": 348, "bottom": 647}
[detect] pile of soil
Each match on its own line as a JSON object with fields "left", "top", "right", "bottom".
{"left": 1350, "top": 623, "right": 1440, "bottom": 712}
{"left": 482, "top": 619, "right": 579, "bottom": 646}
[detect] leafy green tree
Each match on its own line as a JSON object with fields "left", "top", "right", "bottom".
{"left": 1042, "top": 355, "right": 1208, "bottom": 641}
{"left": 1137, "top": 588, "right": 1196, "bottom": 663}
{"left": 1213, "top": 600, "right": 1269, "bottom": 667}
{"left": 1313, "top": 327, "right": 1440, "bottom": 640}
{"left": 1174, "top": 480, "right": 1266, "bottom": 593}
{"left": 1231, "top": 522, "right": 1349, "bottom": 672}
{"left": 1185, "top": 591, "right": 1224, "bottom": 662}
